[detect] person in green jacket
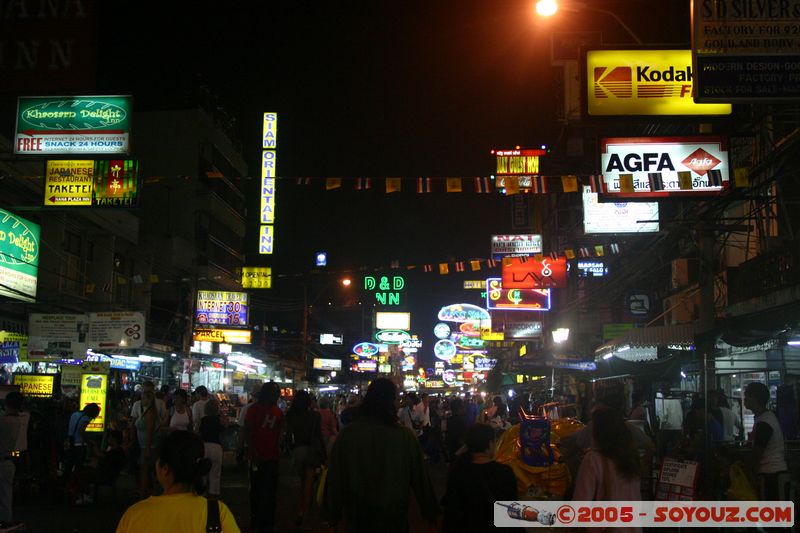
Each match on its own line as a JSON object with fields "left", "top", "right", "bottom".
{"left": 323, "top": 378, "right": 439, "bottom": 532}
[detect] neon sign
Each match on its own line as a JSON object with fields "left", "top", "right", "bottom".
{"left": 486, "top": 278, "right": 551, "bottom": 311}
{"left": 437, "top": 304, "right": 490, "bottom": 323}
{"left": 459, "top": 322, "right": 481, "bottom": 337}
{"left": 434, "top": 339, "right": 457, "bottom": 361}
{"left": 364, "top": 275, "right": 405, "bottom": 306}
{"left": 455, "top": 335, "right": 487, "bottom": 350}
{"left": 375, "top": 330, "right": 410, "bottom": 344}
{"left": 353, "top": 342, "right": 379, "bottom": 357}
{"left": 259, "top": 112, "right": 277, "bottom": 254}
{"left": 434, "top": 323, "right": 451, "bottom": 339}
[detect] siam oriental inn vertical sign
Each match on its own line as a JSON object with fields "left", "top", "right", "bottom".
{"left": 600, "top": 136, "right": 730, "bottom": 199}
{"left": 259, "top": 112, "right": 277, "bottom": 255}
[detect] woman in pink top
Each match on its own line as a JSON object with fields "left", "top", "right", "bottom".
{"left": 573, "top": 408, "right": 642, "bottom": 533}
{"left": 318, "top": 397, "right": 338, "bottom": 453}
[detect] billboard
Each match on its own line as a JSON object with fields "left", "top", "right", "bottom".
{"left": 44, "top": 160, "right": 140, "bottom": 207}
{"left": 44, "top": 160, "right": 93, "bottom": 205}
{"left": 320, "top": 334, "right": 343, "bottom": 345}
{"left": 600, "top": 136, "right": 729, "bottom": 198}
{"left": 80, "top": 373, "right": 107, "bottom": 432}
{"left": 504, "top": 322, "right": 543, "bottom": 339}
{"left": 491, "top": 234, "right": 542, "bottom": 256}
{"left": 87, "top": 311, "right": 145, "bottom": 349}
{"left": 693, "top": 3, "right": 800, "bottom": 102}
{"left": 92, "top": 160, "right": 140, "bottom": 207}
{"left": 13, "top": 374, "right": 55, "bottom": 398}
{"left": 195, "top": 291, "right": 249, "bottom": 326}
{"left": 501, "top": 256, "right": 568, "bottom": 289}
{"left": 582, "top": 186, "right": 659, "bottom": 233}
{"left": 493, "top": 149, "right": 546, "bottom": 175}
{"left": 0, "top": 331, "right": 28, "bottom": 363}
{"left": 193, "top": 328, "right": 252, "bottom": 344}
{"left": 0, "top": 208, "right": 40, "bottom": 302}
{"left": 241, "top": 267, "right": 272, "bottom": 289}
{"left": 313, "top": 358, "right": 342, "bottom": 371}
{"left": 486, "top": 278, "right": 551, "bottom": 311}
{"left": 15, "top": 96, "right": 132, "bottom": 155}
{"left": 375, "top": 312, "right": 411, "bottom": 331}
{"left": 587, "top": 50, "right": 731, "bottom": 115}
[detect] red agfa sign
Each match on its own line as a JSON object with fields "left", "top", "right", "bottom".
{"left": 501, "top": 256, "right": 568, "bottom": 289}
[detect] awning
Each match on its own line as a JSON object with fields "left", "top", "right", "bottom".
{"left": 595, "top": 323, "right": 696, "bottom": 360}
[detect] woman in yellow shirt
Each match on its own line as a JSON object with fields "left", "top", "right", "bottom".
{"left": 116, "top": 430, "right": 240, "bottom": 533}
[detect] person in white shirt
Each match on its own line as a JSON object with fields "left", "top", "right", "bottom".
{"left": 131, "top": 381, "right": 167, "bottom": 430}
{"left": 191, "top": 386, "right": 210, "bottom": 433}
{"left": 713, "top": 390, "right": 742, "bottom": 441}
{"left": 744, "top": 382, "right": 788, "bottom": 501}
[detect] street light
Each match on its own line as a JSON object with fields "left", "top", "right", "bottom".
{"left": 534, "top": 0, "right": 643, "bottom": 44}
{"left": 302, "top": 277, "right": 353, "bottom": 378}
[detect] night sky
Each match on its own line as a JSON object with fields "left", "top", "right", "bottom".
{"left": 95, "top": 0, "right": 692, "bottom": 361}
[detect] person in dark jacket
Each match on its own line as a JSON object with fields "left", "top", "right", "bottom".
{"left": 285, "top": 390, "right": 324, "bottom": 527}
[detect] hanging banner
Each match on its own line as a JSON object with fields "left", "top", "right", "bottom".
{"left": 14, "top": 96, "right": 132, "bottom": 155}
{"left": 0, "top": 208, "right": 40, "bottom": 302}
{"left": 501, "top": 256, "right": 568, "bottom": 289}
{"left": 87, "top": 311, "right": 145, "bottom": 349}
{"left": 28, "top": 313, "right": 89, "bottom": 360}
{"left": 486, "top": 278, "right": 551, "bottom": 311}
{"left": 600, "top": 136, "right": 729, "bottom": 198}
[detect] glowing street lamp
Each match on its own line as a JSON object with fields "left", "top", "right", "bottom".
{"left": 534, "top": 0, "right": 643, "bottom": 44}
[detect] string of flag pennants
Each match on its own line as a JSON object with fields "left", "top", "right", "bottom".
{"left": 293, "top": 169, "right": 752, "bottom": 194}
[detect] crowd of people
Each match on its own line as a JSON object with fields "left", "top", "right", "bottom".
{"left": 0, "top": 378, "right": 789, "bottom": 532}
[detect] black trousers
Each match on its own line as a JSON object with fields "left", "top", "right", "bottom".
{"left": 250, "top": 459, "right": 279, "bottom": 533}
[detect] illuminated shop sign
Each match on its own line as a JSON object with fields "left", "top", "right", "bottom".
{"left": 504, "top": 322, "right": 543, "bottom": 339}
{"left": 0, "top": 331, "right": 27, "bottom": 363}
{"left": 437, "top": 304, "right": 490, "bottom": 323}
{"left": 80, "top": 373, "right": 108, "bottom": 432}
{"left": 455, "top": 335, "right": 487, "bottom": 351}
{"left": 0, "top": 208, "right": 40, "bottom": 302}
{"left": 43, "top": 160, "right": 141, "bottom": 207}
{"left": 353, "top": 342, "right": 379, "bottom": 357}
{"left": 15, "top": 95, "right": 132, "bottom": 155}
{"left": 13, "top": 374, "right": 54, "bottom": 398}
{"left": 491, "top": 234, "right": 542, "bottom": 256}
{"left": 577, "top": 261, "right": 608, "bottom": 277}
{"left": 600, "top": 136, "right": 729, "bottom": 198}
{"left": 313, "top": 358, "right": 342, "bottom": 371}
{"left": 320, "top": 334, "right": 343, "bottom": 345}
{"left": 486, "top": 278, "right": 551, "bottom": 311}
{"left": 501, "top": 256, "right": 567, "bottom": 289}
{"left": 582, "top": 186, "right": 659, "bottom": 234}
{"left": 474, "top": 357, "right": 497, "bottom": 371}
{"left": 354, "top": 359, "right": 377, "bottom": 372}
{"left": 459, "top": 322, "right": 481, "bottom": 337}
{"left": 192, "top": 328, "right": 252, "bottom": 344}
{"left": 241, "top": 266, "right": 272, "bottom": 289}
{"left": 463, "top": 280, "right": 486, "bottom": 289}
{"left": 375, "top": 312, "right": 411, "bottom": 331}
{"left": 375, "top": 330, "right": 411, "bottom": 344}
{"left": 434, "top": 339, "right": 457, "bottom": 361}
{"left": 44, "top": 160, "right": 92, "bottom": 205}
{"left": 195, "top": 291, "right": 249, "bottom": 326}
{"left": 492, "top": 148, "right": 546, "bottom": 175}
{"left": 259, "top": 112, "right": 277, "bottom": 254}
{"left": 258, "top": 225, "right": 274, "bottom": 254}
{"left": 364, "top": 276, "right": 405, "bottom": 306}
{"left": 434, "top": 323, "right": 451, "bottom": 339}
{"left": 587, "top": 50, "right": 731, "bottom": 116}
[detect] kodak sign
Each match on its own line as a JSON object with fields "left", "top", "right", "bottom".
{"left": 587, "top": 50, "right": 731, "bottom": 116}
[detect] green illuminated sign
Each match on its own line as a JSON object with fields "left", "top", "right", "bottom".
{"left": 364, "top": 275, "right": 405, "bottom": 306}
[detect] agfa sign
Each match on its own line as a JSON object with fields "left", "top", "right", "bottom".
{"left": 600, "top": 136, "right": 730, "bottom": 198}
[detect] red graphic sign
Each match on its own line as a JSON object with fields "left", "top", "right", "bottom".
{"left": 594, "top": 66, "right": 632, "bottom": 98}
{"left": 486, "top": 279, "right": 551, "bottom": 311}
{"left": 501, "top": 257, "right": 567, "bottom": 289}
{"left": 680, "top": 148, "right": 721, "bottom": 176}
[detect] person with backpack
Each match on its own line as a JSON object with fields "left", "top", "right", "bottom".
{"left": 66, "top": 403, "right": 101, "bottom": 504}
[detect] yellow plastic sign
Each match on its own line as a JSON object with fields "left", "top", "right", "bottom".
{"left": 587, "top": 50, "right": 731, "bottom": 116}
{"left": 79, "top": 373, "right": 107, "bottom": 432}
{"left": 13, "top": 374, "right": 54, "bottom": 397}
{"left": 241, "top": 267, "right": 272, "bottom": 289}
{"left": 193, "top": 328, "right": 252, "bottom": 344}
{"left": 44, "top": 160, "right": 94, "bottom": 205}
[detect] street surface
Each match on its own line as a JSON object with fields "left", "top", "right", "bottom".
{"left": 13, "top": 453, "right": 450, "bottom": 532}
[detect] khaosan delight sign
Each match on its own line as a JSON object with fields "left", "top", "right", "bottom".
{"left": 0, "top": 208, "right": 40, "bottom": 302}
{"left": 600, "top": 136, "right": 729, "bottom": 199}
{"left": 14, "top": 96, "right": 132, "bottom": 155}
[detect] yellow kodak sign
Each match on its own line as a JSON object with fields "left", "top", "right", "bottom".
{"left": 587, "top": 50, "right": 731, "bottom": 116}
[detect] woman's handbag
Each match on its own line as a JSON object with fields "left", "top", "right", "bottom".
{"left": 206, "top": 499, "right": 221, "bottom": 532}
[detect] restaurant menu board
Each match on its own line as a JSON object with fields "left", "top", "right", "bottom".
{"left": 195, "top": 291, "right": 249, "bottom": 326}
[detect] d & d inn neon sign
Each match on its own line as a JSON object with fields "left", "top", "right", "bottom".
{"left": 364, "top": 276, "right": 405, "bottom": 306}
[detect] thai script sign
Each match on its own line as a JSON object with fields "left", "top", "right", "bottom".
{"left": 491, "top": 234, "right": 543, "bottom": 256}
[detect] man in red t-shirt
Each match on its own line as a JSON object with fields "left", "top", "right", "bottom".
{"left": 245, "top": 382, "right": 284, "bottom": 533}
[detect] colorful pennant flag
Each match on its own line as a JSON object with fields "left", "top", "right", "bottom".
{"left": 588, "top": 175, "right": 607, "bottom": 193}
{"left": 579, "top": 247, "right": 590, "bottom": 258}
{"left": 355, "top": 178, "right": 372, "bottom": 190}
{"left": 531, "top": 175, "right": 548, "bottom": 194}
{"left": 486, "top": 259, "right": 498, "bottom": 268}
{"left": 295, "top": 177, "right": 311, "bottom": 185}
{"left": 416, "top": 177, "right": 432, "bottom": 193}
{"left": 707, "top": 169, "right": 723, "bottom": 187}
{"left": 474, "top": 177, "right": 492, "bottom": 193}
{"left": 470, "top": 260, "right": 481, "bottom": 271}
{"left": 423, "top": 265, "right": 433, "bottom": 272}
{"left": 678, "top": 171, "right": 693, "bottom": 190}
{"left": 504, "top": 176, "right": 519, "bottom": 196}
{"left": 595, "top": 245, "right": 605, "bottom": 257}
{"left": 648, "top": 172, "right": 664, "bottom": 191}
{"left": 439, "top": 263, "right": 450, "bottom": 275}
{"left": 564, "top": 249, "right": 576, "bottom": 259}
{"left": 386, "top": 177, "right": 402, "bottom": 193}
{"left": 561, "top": 175, "right": 578, "bottom": 193}
{"left": 734, "top": 168, "right": 749, "bottom": 187}
{"left": 446, "top": 178, "right": 462, "bottom": 193}
{"left": 455, "top": 261, "right": 465, "bottom": 272}
{"left": 610, "top": 243, "right": 620, "bottom": 254}
{"left": 619, "top": 174, "right": 634, "bottom": 193}
{"left": 326, "top": 178, "right": 342, "bottom": 190}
